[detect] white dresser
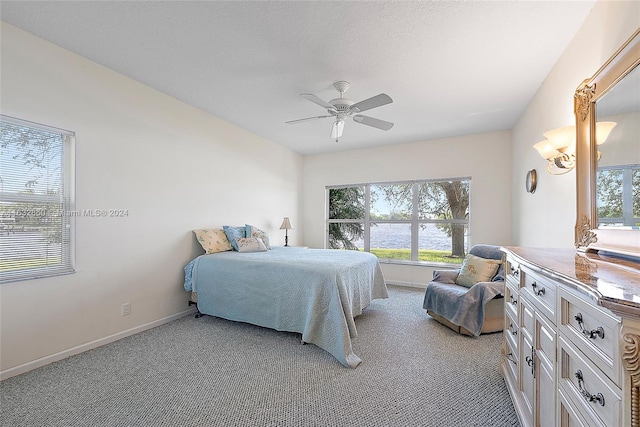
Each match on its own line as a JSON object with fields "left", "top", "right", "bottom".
{"left": 500, "top": 247, "right": 640, "bottom": 427}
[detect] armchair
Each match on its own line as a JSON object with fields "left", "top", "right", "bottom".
{"left": 422, "top": 244, "right": 505, "bottom": 336}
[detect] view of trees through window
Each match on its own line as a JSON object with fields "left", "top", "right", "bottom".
{"left": 327, "top": 178, "right": 470, "bottom": 265}
{"left": 0, "top": 116, "right": 74, "bottom": 282}
{"left": 597, "top": 164, "right": 640, "bottom": 227}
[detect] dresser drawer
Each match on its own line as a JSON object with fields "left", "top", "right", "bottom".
{"left": 504, "top": 255, "right": 521, "bottom": 284}
{"left": 521, "top": 267, "right": 557, "bottom": 322}
{"left": 558, "top": 388, "right": 594, "bottom": 427}
{"left": 558, "top": 336, "right": 621, "bottom": 427}
{"left": 505, "top": 307, "right": 519, "bottom": 354}
{"left": 504, "top": 327, "right": 519, "bottom": 384}
{"left": 559, "top": 287, "right": 621, "bottom": 384}
{"left": 505, "top": 280, "right": 519, "bottom": 321}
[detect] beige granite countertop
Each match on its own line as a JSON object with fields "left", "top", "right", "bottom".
{"left": 502, "top": 247, "right": 640, "bottom": 317}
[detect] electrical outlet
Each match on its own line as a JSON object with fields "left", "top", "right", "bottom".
{"left": 121, "top": 302, "right": 131, "bottom": 316}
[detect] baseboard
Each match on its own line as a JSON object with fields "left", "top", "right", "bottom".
{"left": 386, "top": 280, "right": 427, "bottom": 290}
{"left": 0, "top": 307, "right": 196, "bottom": 381}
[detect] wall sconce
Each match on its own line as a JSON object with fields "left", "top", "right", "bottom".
{"left": 533, "top": 122, "right": 616, "bottom": 175}
{"left": 279, "top": 217, "right": 293, "bottom": 247}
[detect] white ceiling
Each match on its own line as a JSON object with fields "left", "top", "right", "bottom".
{"left": 1, "top": 1, "right": 595, "bottom": 155}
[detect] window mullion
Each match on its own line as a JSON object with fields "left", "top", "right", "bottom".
{"left": 325, "top": 189, "right": 330, "bottom": 248}
{"left": 364, "top": 185, "right": 370, "bottom": 252}
{"left": 411, "top": 183, "right": 419, "bottom": 262}
{"left": 623, "top": 167, "right": 634, "bottom": 226}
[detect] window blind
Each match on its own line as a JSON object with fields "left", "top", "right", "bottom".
{"left": 0, "top": 115, "right": 75, "bottom": 283}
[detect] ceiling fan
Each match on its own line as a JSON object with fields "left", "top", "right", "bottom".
{"left": 286, "top": 81, "right": 394, "bottom": 142}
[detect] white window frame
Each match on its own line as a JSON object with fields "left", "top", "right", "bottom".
{"left": 325, "top": 177, "right": 471, "bottom": 266}
{"left": 0, "top": 115, "right": 76, "bottom": 283}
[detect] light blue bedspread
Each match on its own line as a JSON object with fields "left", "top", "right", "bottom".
{"left": 184, "top": 247, "right": 388, "bottom": 368}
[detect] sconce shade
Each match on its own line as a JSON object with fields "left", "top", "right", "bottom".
{"left": 543, "top": 125, "right": 575, "bottom": 151}
{"left": 533, "top": 140, "right": 561, "bottom": 160}
{"left": 595, "top": 121, "right": 616, "bottom": 145}
{"left": 533, "top": 121, "right": 616, "bottom": 175}
{"left": 279, "top": 217, "right": 293, "bottom": 230}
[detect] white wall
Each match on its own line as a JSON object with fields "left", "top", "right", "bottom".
{"left": 598, "top": 111, "right": 640, "bottom": 167}
{"left": 511, "top": 1, "right": 640, "bottom": 247}
{"left": 302, "top": 130, "right": 512, "bottom": 287}
{"left": 0, "top": 23, "right": 303, "bottom": 377}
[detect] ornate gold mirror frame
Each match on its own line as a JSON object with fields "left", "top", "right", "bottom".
{"left": 574, "top": 29, "right": 640, "bottom": 257}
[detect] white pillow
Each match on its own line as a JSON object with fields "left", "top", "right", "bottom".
{"left": 455, "top": 254, "right": 501, "bottom": 288}
{"left": 236, "top": 237, "right": 268, "bottom": 253}
{"left": 246, "top": 224, "right": 271, "bottom": 249}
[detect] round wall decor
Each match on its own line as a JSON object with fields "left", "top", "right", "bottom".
{"left": 526, "top": 169, "right": 537, "bottom": 194}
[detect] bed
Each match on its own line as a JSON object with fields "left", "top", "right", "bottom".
{"left": 183, "top": 247, "right": 388, "bottom": 368}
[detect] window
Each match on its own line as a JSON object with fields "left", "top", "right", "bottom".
{"left": 327, "top": 178, "right": 470, "bottom": 265}
{"left": 597, "top": 164, "right": 640, "bottom": 227}
{"left": 0, "top": 115, "right": 75, "bottom": 282}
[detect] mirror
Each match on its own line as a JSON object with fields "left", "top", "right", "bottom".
{"left": 596, "top": 65, "right": 640, "bottom": 229}
{"left": 574, "top": 29, "right": 640, "bottom": 257}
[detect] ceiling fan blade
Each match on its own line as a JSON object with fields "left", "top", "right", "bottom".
{"left": 330, "top": 120, "right": 345, "bottom": 140}
{"left": 285, "top": 115, "right": 334, "bottom": 124}
{"left": 350, "top": 93, "right": 393, "bottom": 113}
{"left": 300, "top": 93, "right": 336, "bottom": 111}
{"left": 353, "top": 115, "right": 394, "bottom": 131}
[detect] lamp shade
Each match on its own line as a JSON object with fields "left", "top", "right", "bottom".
{"left": 279, "top": 217, "right": 293, "bottom": 230}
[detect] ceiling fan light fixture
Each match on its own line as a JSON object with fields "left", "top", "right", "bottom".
{"left": 331, "top": 120, "right": 345, "bottom": 141}
{"left": 286, "top": 81, "right": 394, "bottom": 143}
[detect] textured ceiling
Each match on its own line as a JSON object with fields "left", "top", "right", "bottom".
{"left": 1, "top": 1, "right": 595, "bottom": 155}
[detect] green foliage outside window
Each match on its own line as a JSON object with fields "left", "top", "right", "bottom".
{"left": 327, "top": 179, "right": 470, "bottom": 264}
{"left": 328, "top": 187, "right": 365, "bottom": 250}
{"left": 597, "top": 165, "right": 640, "bottom": 227}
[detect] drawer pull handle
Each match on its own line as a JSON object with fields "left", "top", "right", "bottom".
{"left": 575, "top": 370, "right": 605, "bottom": 407}
{"left": 531, "top": 282, "right": 546, "bottom": 296}
{"left": 509, "top": 323, "right": 518, "bottom": 335}
{"left": 526, "top": 347, "right": 536, "bottom": 377}
{"left": 510, "top": 266, "right": 519, "bottom": 277}
{"left": 574, "top": 313, "right": 605, "bottom": 339}
{"left": 506, "top": 352, "right": 517, "bottom": 365}
{"left": 509, "top": 295, "right": 518, "bottom": 305}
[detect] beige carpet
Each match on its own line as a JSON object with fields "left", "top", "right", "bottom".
{"left": 1, "top": 285, "right": 519, "bottom": 426}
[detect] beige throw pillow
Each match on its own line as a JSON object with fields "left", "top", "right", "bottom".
{"left": 236, "top": 237, "right": 268, "bottom": 253}
{"left": 246, "top": 224, "right": 271, "bottom": 249}
{"left": 455, "top": 254, "right": 501, "bottom": 288}
{"left": 193, "top": 229, "right": 233, "bottom": 254}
